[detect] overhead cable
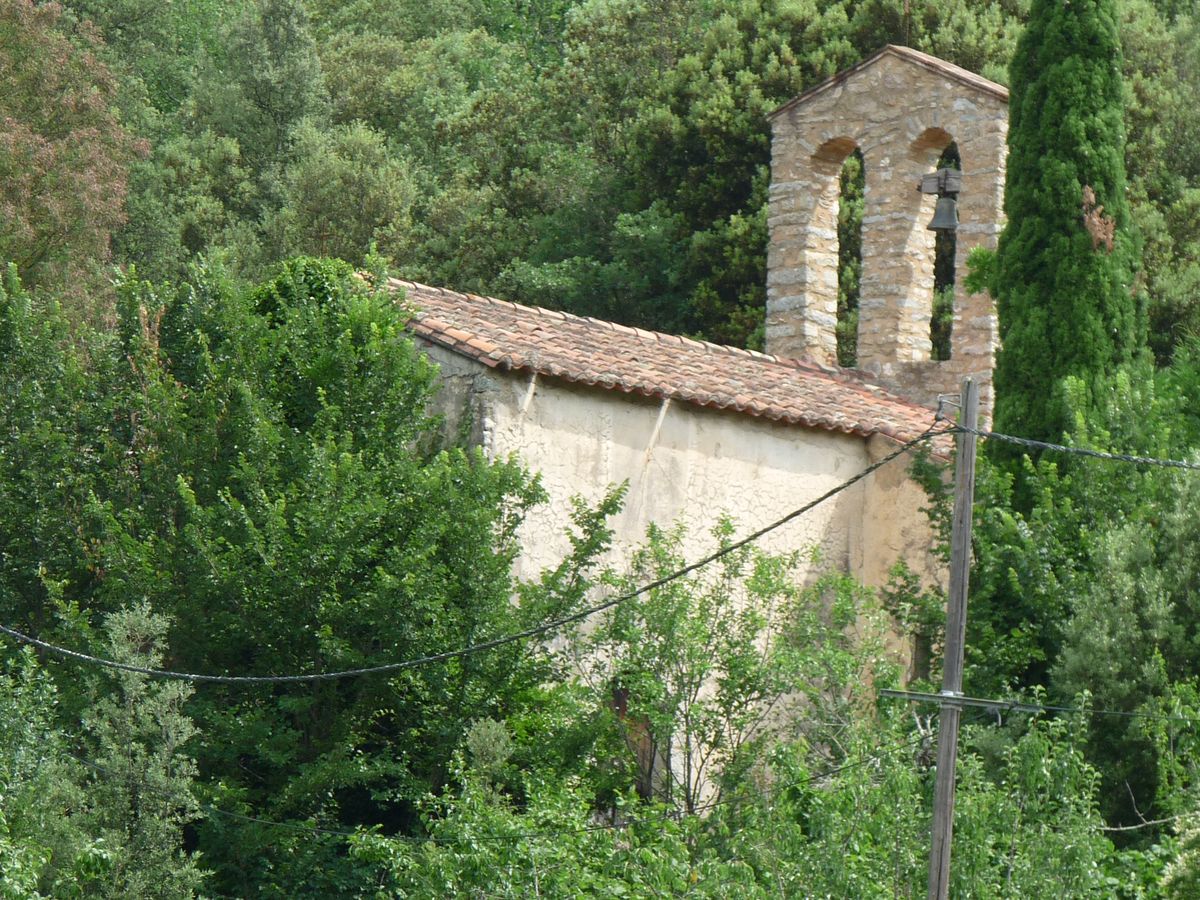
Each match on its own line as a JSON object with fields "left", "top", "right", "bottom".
{"left": 880, "top": 687, "right": 1198, "bottom": 725}
{"left": 964, "top": 425, "right": 1200, "bottom": 471}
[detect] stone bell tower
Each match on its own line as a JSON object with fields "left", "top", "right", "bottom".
{"left": 765, "top": 45, "right": 1008, "bottom": 413}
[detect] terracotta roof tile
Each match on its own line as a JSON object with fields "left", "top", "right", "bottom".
{"left": 392, "top": 278, "right": 945, "bottom": 446}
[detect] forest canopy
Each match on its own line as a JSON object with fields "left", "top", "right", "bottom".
{"left": 7, "top": 0, "right": 1200, "bottom": 896}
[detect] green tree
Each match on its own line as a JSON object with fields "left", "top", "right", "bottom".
{"left": 0, "top": 636, "right": 208, "bottom": 898}
{"left": 354, "top": 762, "right": 769, "bottom": 898}
{"left": 47, "top": 0, "right": 1037, "bottom": 346}
{"left": 60, "top": 0, "right": 237, "bottom": 114}
{"left": 1052, "top": 393, "right": 1200, "bottom": 828}
{"left": 189, "top": 0, "right": 328, "bottom": 174}
{"left": 80, "top": 604, "right": 206, "bottom": 898}
{"left": 567, "top": 519, "right": 892, "bottom": 813}
{"left": 116, "top": 130, "right": 262, "bottom": 284}
{"left": 991, "top": 0, "right": 1144, "bottom": 447}
{"left": 0, "top": 258, "right": 603, "bottom": 894}
{"left": 845, "top": 0, "right": 1025, "bottom": 84}
{"left": 837, "top": 150, "right": 864, "bottom": 366}
{"left": 351, "top": 676, "right": 1132, "bottom": 896}
{"left": 497, "top": 0, "right": 858, "bottom": 345}
{"left": 1120, "top": 3, "right": 1200, "bottom": 364}
{"left": 482, "top": 0, "right": 1024, "bottom": 347}
{"left": 268, "top": 120, "right": 415, "bottom": 265}
{"left": 950, "top": 360, "right": 1200, "bottom": 824}
{"left": 0, "top": 0, "right": 140, "bottom": 296}
{"left": 0, "top": 649, "right": 92, "bottom": 898}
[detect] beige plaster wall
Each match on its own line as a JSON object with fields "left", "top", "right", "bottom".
{"left": 858, "top": 432, "right": 941, "bottom": 591}
{"left": 420, "top": 343, "right": 941, "bottom": 598}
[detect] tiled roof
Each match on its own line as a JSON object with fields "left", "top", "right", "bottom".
{"left": 769, "top": 45, "right": 1008, "bottom": 121}
{"left": 393, "top": 278, "right": 944, "bottom": 446}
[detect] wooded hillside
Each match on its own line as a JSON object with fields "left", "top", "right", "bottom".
{"left": 6, "top": 1, "right": 1200, "bottom": 896}
{"left": 2, "top": 0, "right": 1193, "bottom": 361}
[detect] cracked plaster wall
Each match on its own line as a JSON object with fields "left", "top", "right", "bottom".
{"left": 420, "top": 343, "right": 941, "bottom": 601}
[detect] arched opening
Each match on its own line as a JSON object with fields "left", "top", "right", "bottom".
{"left": 836, "top": 148, "right": 864, "bottom": 367}
{"left": 931, "top": 141, "right": 960, "bottom": 361}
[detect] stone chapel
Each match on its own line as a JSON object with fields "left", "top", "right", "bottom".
{"left": 399, "top": 46, "right": 1009, "bottom": 600}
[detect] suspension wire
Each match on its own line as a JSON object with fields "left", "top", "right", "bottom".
{"left": 880, "top": 688, "right": 1199, "bottom": 724}
{"left": 963, "top": 425, "right": 1200, "bottom": 471}
{"left": 0, "top": 426, "right": 947, "bottom": 685}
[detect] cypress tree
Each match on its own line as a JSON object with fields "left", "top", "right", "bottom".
{"left": 992, "top": 0, "right": 1143, "bottom": 445}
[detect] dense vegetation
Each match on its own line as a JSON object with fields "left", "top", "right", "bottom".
{"left": 0, "top": 0, "right": 1187, "bottom": 359}
{"left": 0, "top": 258, "right": 1148, "bottom": 894}
{"left": 5, "top": 0, "right": 1200, "bottom": 895}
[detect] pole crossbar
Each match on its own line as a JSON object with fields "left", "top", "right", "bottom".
{"left": 883, "top": 688, "right": 1044, "bottom": 716}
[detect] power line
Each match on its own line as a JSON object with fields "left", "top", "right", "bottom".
{"left": 0, "top": 427, "right": 947, "bottom": 685}
{"left": 880, "top": 688, "right": 1198, "bottom": 725}
{"left": 964, "top": 425, "right": 1200, "bottom": 471}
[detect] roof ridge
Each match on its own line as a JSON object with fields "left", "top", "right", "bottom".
{"left": 393, "top": 277, "right": 656, "bottom": 335}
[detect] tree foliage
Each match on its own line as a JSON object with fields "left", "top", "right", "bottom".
{"left": 53, "top": 0, "right": 1040, "bottom": 344}
{"left": 992, "top": 0, "right": 1144, "bottom": 446}
{"left": 0, "top": 627, "right": 205, "bottom": 898}
{"left": 0, "top": 258, "right": 563, "bottom": 894}
{"left": 12, "top": 0, "right": 1200, "bottom": 359}
{"left": 13, "top": 0, "right": 1200, "bottom": 889}
{"left": 0, "top": 1, "right": 140, "bottom": 295}
{"left": 565, "top": 519, "right": 891, "bottom": 813}
{"left": 950, "top": 354, "right": 1200, "bottom": 846}
{"left": 353, "top": 706, "right": 1134, "bottom": 897}
{"left": 190, "top": 0, "right": 328, "bottom": 173}
{"left": 80, "top": 604, "right": 206, "bottom": 899}
{"left": 268, "top": 120, "right": 415, "bottom": 264}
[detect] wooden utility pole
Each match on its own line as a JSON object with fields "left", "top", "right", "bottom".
{"left": 927, "top": 377, "right": 979, "bottom": 900}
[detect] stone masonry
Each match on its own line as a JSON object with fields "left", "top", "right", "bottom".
{"left": 766, "top": 45, "right": 1008, "bottom": 414}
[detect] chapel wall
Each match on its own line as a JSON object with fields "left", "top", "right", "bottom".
{"left": 418, "top": 342, "right": 942, "bottom": 604}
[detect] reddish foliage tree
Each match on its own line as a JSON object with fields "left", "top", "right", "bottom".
{"left": 0, "top": 1, "right": 142, "bottom": 288}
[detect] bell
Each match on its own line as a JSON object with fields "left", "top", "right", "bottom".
{"left": 927, "top": 195, "right": 959, "bottom": 233}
